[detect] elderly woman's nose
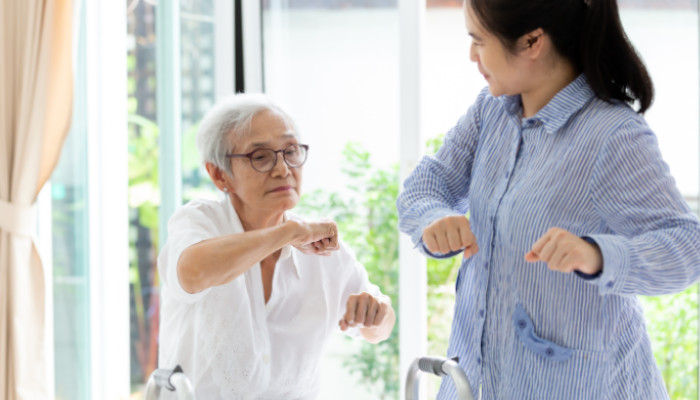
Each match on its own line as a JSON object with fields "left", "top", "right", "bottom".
{"left": 271, "top": 152, "right": 291, "bottom": 175}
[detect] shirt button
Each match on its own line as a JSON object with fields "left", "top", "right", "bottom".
{"left": 484, "top": 263, "right": 488, "bottom": 270}
{"left": 479, "top": 309, "right": 485, "bottom": 318}
{"left": 517, "top": 319, "right": 527, "bottom": 329}
{"left": 545, "top": 348, "right": 555, "bottom": 357}
{"left": 505, "top": 171, "right": 510, "bottom": 179}
{"left": 606, "top": 281, "right": 614, "bottom": 288}
{"left": 476, "top": 357, "right": 481, "bottom": 364}
{"left": 263, "top": 354, "right": 270, "bottom": 364}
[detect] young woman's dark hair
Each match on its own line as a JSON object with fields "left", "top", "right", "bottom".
{"left": 468, "top": 0, "right": 654, "bottom": 113}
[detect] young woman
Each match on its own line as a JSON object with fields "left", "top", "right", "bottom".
{"left": 397, "top": 0, "right": 700, "bottom": 399}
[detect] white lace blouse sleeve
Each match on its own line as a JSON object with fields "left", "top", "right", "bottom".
{"left": 158, "top": 201, "right": 219, "bottom": 304}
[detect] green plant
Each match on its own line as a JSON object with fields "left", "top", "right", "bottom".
{"left": 127, "top": 112, "right": 160, "bottom": 384}
{"left": 640, "top": 287, "right": 698, "bottom": 399}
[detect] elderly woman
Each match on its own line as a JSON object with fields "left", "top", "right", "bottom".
{"left": 157, "top": 93, "right": 395, "bottom": 399}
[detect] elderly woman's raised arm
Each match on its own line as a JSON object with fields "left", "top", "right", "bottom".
{"left": 178, "top": 219, "right": 338, "bottom": 294}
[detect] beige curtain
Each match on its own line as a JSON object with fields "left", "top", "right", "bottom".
{"left": 0, "top": 0, "right": 73, "bottom": 399}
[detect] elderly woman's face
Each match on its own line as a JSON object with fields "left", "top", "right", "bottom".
{"left": 226, "top": 110, "right": 303, "bottom": 215}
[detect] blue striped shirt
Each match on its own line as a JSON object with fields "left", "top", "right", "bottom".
{"left": 397, "top": 75, "right": 700, "bottom": 399}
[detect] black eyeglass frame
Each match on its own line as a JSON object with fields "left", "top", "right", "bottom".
{"left": 225, "top": 143, "right": 310, "bottom": 172}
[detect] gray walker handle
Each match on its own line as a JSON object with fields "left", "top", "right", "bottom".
{"left": 405, "top": 356, "right": 475, "bottom": 400}
{"left": 144, "top": 365, "right": 195, "bottom": 400}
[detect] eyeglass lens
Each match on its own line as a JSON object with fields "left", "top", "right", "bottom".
{"left": 251, "top": 144, "right": 307, "bottom": 172}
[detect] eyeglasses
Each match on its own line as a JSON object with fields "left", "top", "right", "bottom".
{"left": 225, "top": 144, "right": 309, "bottom": 172}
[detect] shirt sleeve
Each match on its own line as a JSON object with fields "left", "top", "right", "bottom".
{"left": 158, "top": 202, "right": 218, "bottom": 304}
{"left": 587, "top": 117, "right": 700, "bottom": 296}
{"left": 396, "top": 89, "right": 487, "bottom": 255}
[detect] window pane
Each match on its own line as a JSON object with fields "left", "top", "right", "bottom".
{"left": 127, "top": 0, "right": 220, "bottom": 396}
{"left": 263, "top": 1, "right": 400, "bottom": 398}
{"left": 52, "top": 1, "right": 90, "bottom": 398}
{"left": 127, "top": 0, "right": 160, "bottom": 394}
{"left": 181, "top": 0, "right": 218, "bottom": 202}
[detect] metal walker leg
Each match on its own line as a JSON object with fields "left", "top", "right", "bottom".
{"left": 405, "top": 356, "right": 475, "bottom": 400}
{"left": 144, "top": 365, "right": 195, "bottom": 400}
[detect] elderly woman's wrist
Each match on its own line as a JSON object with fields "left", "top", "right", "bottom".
{"left": 280, "top": 219, "right": 302, "bottom": 244}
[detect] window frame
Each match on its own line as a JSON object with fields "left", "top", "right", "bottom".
{"left": 84, "top": 0, "right": 130, "bottom": 398}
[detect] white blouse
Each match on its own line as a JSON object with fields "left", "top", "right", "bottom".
{"left": 157, "top": 196, "right": 382, "bottom": 399}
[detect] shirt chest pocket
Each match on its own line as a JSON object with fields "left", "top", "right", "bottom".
{"left": 505, "top": 303, "right": 609, "bottom": 399}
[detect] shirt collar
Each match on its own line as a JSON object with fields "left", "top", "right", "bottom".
{"left": 224, "top": 196, "right": 302, "bottom": 280}
{"left": 281, "top": 213, "right": 302, "bottom": 280}
{"left": 281, "top": 243, "right": 302, "bottom": 280}
{"left": 500, "top": 74, "right": 595, "bottom": 134}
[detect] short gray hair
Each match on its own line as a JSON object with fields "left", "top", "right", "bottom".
{"left": 196, "top": 93, "right": 297, "bottom": 175}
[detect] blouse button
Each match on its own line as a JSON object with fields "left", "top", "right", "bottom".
{"left": 517, "top": 320, "right": 527, "bottom": 329}
{"left": 606, "top": 281, "right": 614, "bottom": 288}
{"left": 545, "top": 348, "right": 555, "bottom": 357}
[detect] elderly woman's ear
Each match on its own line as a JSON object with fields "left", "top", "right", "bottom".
{"left": 205, "top": 162, "right": 231, "bottom": 193}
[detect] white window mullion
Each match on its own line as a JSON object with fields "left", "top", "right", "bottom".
{"left": 85, "top": 0, "right": 130, "bottom": 397}
{"left": 215, "top": 0, "right": 236, "bottom": 100}
{"left": 157, "top": 0, "right": 182, "bottom": 246}
{"left": 398, "top": 0, "right": 427, "bottom": 399}
{"left": 242, "top": 0, "right": 263, "bottom": 92}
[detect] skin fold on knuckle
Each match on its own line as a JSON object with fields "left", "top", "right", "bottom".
{"left": 357, "top": 298, "right": 370, "bottom": 323}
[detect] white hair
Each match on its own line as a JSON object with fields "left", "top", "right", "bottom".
{"left": 196, "top": 93, "right": 297, "bottom": 175}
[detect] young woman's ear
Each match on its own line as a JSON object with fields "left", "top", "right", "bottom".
{"left": 521, "top": 28, "right": 545, "bottom": 55}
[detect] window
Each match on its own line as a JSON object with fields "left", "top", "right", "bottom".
{"left": 52, "top": 2, "right": 90, "bottom": 396}
{"left": 52, "top": 0, "right": 129, "bottom": 398}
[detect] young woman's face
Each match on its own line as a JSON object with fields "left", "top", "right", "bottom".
{"left": 464, "top": 5, "right": 530, "bottom": 97}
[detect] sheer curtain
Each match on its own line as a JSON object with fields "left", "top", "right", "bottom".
{"left": 0, "top": 1, "right": 73, "bottom": 398}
